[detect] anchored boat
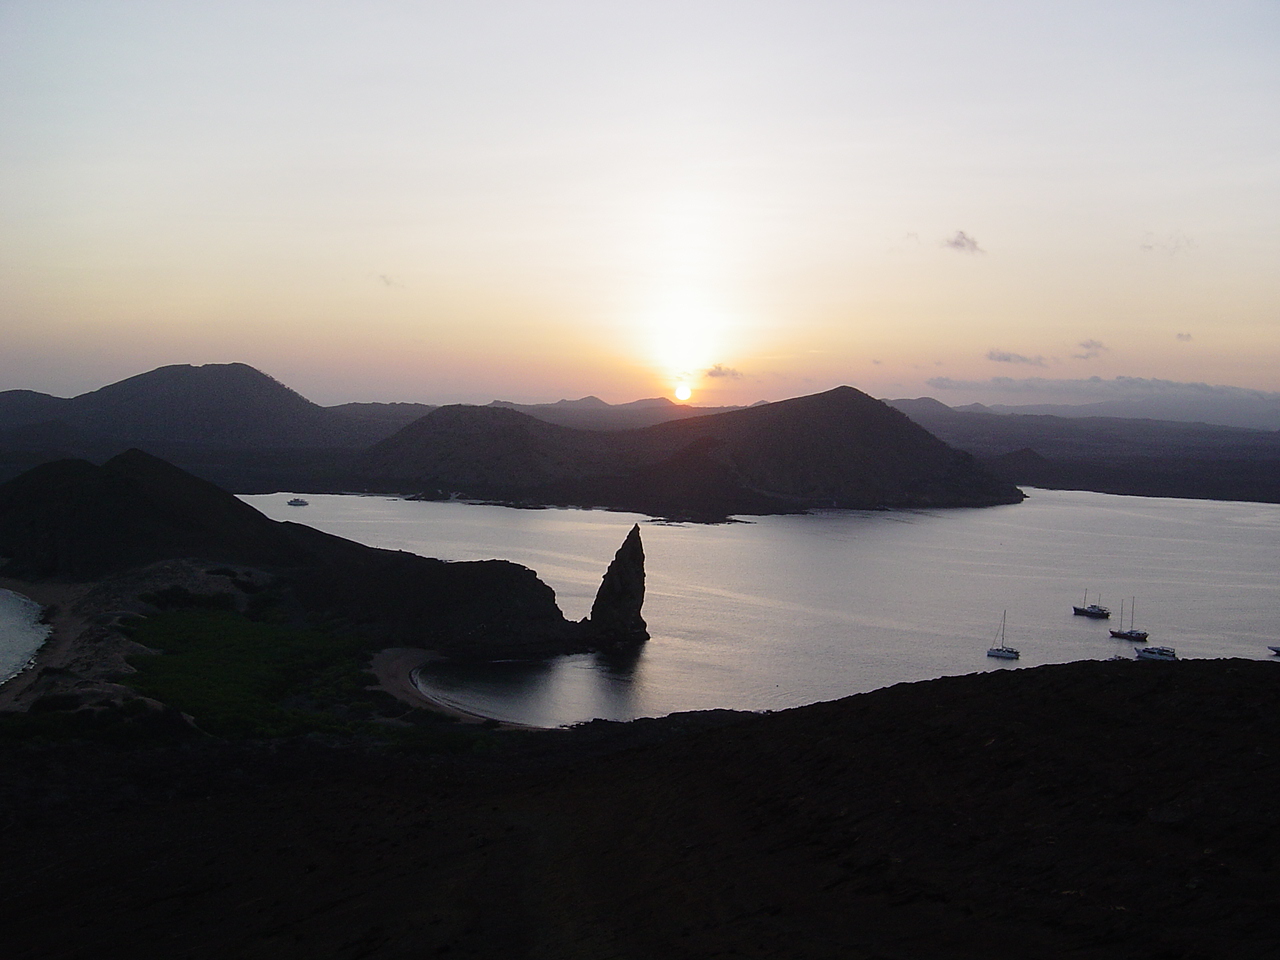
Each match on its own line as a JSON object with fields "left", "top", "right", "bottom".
{"left": 1072, "top": 589, "right": 1110, "bottom": 619}
{"left": 1109, "top": 597, "right": 1148, "bottom": 642}
{"left": 987, "top": 611, "right": 1020, "bottom": 660}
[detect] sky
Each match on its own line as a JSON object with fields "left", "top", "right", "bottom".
{"left": 1, "top": 1, "right": 1277, "bottom": 408}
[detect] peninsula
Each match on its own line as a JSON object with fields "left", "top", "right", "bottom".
{"left": 0, "top": 449, "right": 647, "bottom": 721}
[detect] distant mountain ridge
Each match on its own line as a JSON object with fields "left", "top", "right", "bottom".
{"left": 945, "top": 394, "right": 1280, "bottom": 431}
{"left": 3, "top": 362, "right": 1274, "bottom": 507}
{"left": 0, "top": 363, "right": 389, "bottom": 449}
{"left": 488, "top": 396, "right": 748, "bottom": 431}
{"left": 887, "top": 397, "right": 1280, "bottom": 503}
{"left": 357, "top": 386, "right": 1024, "bottom": 520}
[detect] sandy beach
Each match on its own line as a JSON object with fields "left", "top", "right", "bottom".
{"left": 370, "top": 646, "right": 543, "bottom": 729}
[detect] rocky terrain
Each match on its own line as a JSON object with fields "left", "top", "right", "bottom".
{"left": 0, "top": 657, "right": 1275, "bottom": 959}
{"left": 0, "top": 450, "right": 648, "bottom": 671}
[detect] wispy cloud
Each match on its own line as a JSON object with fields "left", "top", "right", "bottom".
{"left": 987, "top": 349, "right": 1046, "bottom": 367}
{"left": 943, "top": 231, "right": 983, "bottom": 254}
{"left": 1072, "top": 339, "right": 1107, "bottom": 360}
{"left": 1139, "top": 231, "right": 1194, "bottom": 256}
{"left": 705, "top": 364, "right": 742, "bottom": 379}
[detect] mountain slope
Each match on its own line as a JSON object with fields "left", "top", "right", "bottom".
{"left": 357, "top": 385, "right": 1024, "bottom": 518}
{"left": 2, "top": 659, "right": 1276, "bottom": 959}
{"left": 0, "top": 364, "right": 401, "bottom": 450}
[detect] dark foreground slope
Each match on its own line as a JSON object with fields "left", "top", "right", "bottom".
{"left": 359, "top": 386, "right": 1023, "bottom": 519}
{"left": 1, "top": 658, "right": 1276, "bottom": 959}
{"left": 0, "top": 450, "right": 642, "bottom": 659}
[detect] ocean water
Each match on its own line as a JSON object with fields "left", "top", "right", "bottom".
{"left": 0, "top": 589, "right": 52, "bottom": 684}
{"left": 238, "top": 489, "right": 1280, "bottom": 727}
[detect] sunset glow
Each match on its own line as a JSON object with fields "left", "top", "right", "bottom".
{"left": 0, "top": 3, "right": 1275, "bottom": 408}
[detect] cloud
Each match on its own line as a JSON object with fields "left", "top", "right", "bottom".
{"left": 943, "top": 231, "right": 983, "bottom": 254}
{"left": 705, "top": 364, "right": 742, "bottom": 379}
{"left": 987, "top": 349, "right": 1046, "bottom": 367}
{"left": 925, "top": 375, "right": 1280, "bottom": 403}
{"left": 1176, "top": 332, "right": 1193, "bottom": 342}
{"left": 1139, "top": 231, "right": 1194, "bottom": 256}
{"left": 1072, "top": 339, "right": 1107, "bottom": 360}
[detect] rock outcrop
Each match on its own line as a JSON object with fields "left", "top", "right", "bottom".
{"left": 584, "top": 524, "right": 647, "bottom": 646}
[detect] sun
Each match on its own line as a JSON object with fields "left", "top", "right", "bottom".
{"left": 674, "top": 383, "right": 692, "bottom": 402}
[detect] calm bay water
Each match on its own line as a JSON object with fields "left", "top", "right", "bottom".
{"left": 0, "top": 589, "right": 51, "bottom": 684}
{"left": 238, "top": 489, "right": 1280, "bottom": 728}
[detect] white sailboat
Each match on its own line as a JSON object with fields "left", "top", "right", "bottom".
{"left": 987, "top": 611, "right": 1020, "bottom": 660}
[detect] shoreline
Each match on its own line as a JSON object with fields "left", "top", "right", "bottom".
{"left": 0, "top": 587, "right": 52, "bottom": 682}
{"left": 0, "top": 578, "right": 100, "bottom": 711}
{"left": 369, "top": 647, "right": 545, "bottom": 731}
{"left": 0, "top": 573, "right": 551, "bottom": 730}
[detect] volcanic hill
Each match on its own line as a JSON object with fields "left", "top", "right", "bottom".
{"left": 0, "top": 362, "right": 394, "bottom": 448}
{"left": 357, "top": 385, "right": 1024, "bottom": 519}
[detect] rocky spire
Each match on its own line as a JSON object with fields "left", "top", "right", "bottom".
{"left": 586, "top": 524, "right": 648, "bottom": 644}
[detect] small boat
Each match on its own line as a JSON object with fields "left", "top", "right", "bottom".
{"left": 1109, "top": 597, "right": 1149, "bottom": 642}
{"left": 1135, "top": 645, "right": 1177, "bottom": 661}
{"left": 287, "top": 498, "right": 309, "bottom": 507}
{"left": 987, "top": 611, "right": 1020, "bottom": 660}
{"left": 1072, "top": 589, "right": 1110, "bottom": 619}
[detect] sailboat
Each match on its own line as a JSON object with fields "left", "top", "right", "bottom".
{"left": 987, "top": 610, "right": 1020, "bottom": 659}
{"left": 1073, "top": 589, "right": 1110, "bottom": 619}
{"left": 1109, "top": 597, "right": 1148, "bottom": 642}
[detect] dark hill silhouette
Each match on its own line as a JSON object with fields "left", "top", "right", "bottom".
{"left": 0, "top": 450, "right": 645, "bottom": 658}
{"left": 0, "top": 364, "right": 405, "bottom": 451}
{"left": 888, "top": 398, "right": 1280, "bottom": 503}
{"left": 635, "top": 386, "right": 1022, "bottom": 508}
{"left": 1, "top": 658, "right": 1276, "bottom": 958}
{"left": 357, "top": 385, "right": 1024, "bottom": 519}
{"left": 325, "top": 400, "right": 438, "bottom": 431}
{"left": 0, "top": 389, "right": 71, "bottom": 429}
{"left": 0, "top": 450, "right": 302, "bottom": 580}
{"left": 360, "top": 404, "right": 621, "bottom": 489}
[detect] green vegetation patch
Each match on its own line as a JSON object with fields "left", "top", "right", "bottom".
{"left": 120, "top": 610, "right": 466, "bottom": 745}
